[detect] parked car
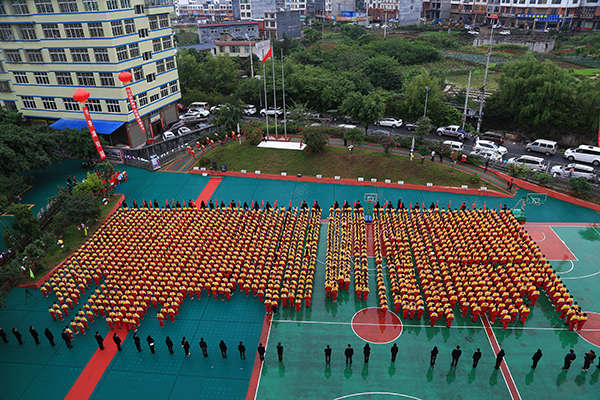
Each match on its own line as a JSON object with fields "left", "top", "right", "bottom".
{"left": 337, "top": 124, "right": 357, "bottom": 130}
{"left": 474, "top": 139, "right": 508, "bottom": 155}
{"left": 369, "top": 129, "right": 391, "bottom": 137}
{"left": 168, "top": 121, "right": 186, "bottom": 131}
{"left": 179, "top": 115, "right": 208, "bottom": 125}
{"left": 188, "top": 102, "right": 209, "bottom": 110}
{"left": 443, "top": 140, "right": 464, "bottom": 152}
{"left": 526, "top": 139, "right": 557, "bottom": 156}
{"left": 469, "top": 148, "right": 503, "bottom": 161}
{"left": 406, "top": 122, "right": 435, "bottom": 133}
{"left": 210, "top": 104, "right": 227, "bottom": 113}
{"left": 375, "top": 117, "right": 403, "bottom": 128}
{"left": 260, "top": 107, "right": 284, "bottom": 116}
{"left": 162, "top": 130, "right": 175, "bottom": 140}
{"left": 551, "top": 163, "right": 596, "bottom": 181}
{"left": 477, "top": 131, "right": 504, "bottom": 145}
{"left": 498, "top": 30, "right": 511, "bottom": 35}
{"left": 176, "top": 103, "right": 186, "bottom": 111}
{"left": 436, "top": 125, "right": 471, "bottom": 140}
{"left": 563, "top": 145, "right": 600, "bottom": 166}
{"left": 308, "top": 113, "right": 332, "bottom": 123}
{"left": 180, "top": 109, "right": 209, "bottom": 120}
{"left": 195, "top": 123, "right": 209, "bottom": 130}
{"left": 468, "top": 30, "right": 480, "bottom": 35}
{"left": 242, "top": 104, "right": 257, "bottom": 115}
{"left": 507, "top": 155, "right": 547, "bottom": 171}
{"left": 178, "top": 127, "right": 191, "bottom": 135}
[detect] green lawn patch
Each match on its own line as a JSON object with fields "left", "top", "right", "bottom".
{"left": 572, "top": 68, "right": 600, "bottom": 76}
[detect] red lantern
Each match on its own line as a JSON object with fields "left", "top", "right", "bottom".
{"left": 73, "top": 89, "right": 90, "bottom": 104}
{"left": 118, "top": 71, "right": 133, "bottom": 84}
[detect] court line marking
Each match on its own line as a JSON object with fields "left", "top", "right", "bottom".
{"left": 350, "top": 307, "right": 403, "bottom": 344}
{"left": 576, "top": 311, "right": 600, "bottom": 349}
{"left": 251, "top": 314, "right": 273, "bottom": 400}
{"left": 549, "top": 226, "right": 579, "bottom": 261}
{"left": 561, "top": 269, "right": 600, "bottom": 280}
{"left": 557, "top": 260, "right": 575, "bottom": 274}
{"left": 333, "top": 392, "right": 423, "bottom": 400}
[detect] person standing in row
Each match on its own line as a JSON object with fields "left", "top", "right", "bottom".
{"left": 113, "top": 333, "right": 122, "bottom": 351}
{"left": 363, "top": 343, "right": 370, "bottom": 363}
{"left": 219, "top": 340, "right": 227, "bottom": 358}
{"left": 582, "top": 350, "right": 596, "bottom": 371}
{"left": 12, "top": 327, "right": 24, "bottom": 345}
{"left": 277, "top": 342, "right": 284, "bottom": 362}
{"left": 0, "top": 327, "right": 8, "bottom": 343}
{"left": 531, "top": 349, "right": 543, "bottom": 369}
{"left": 257, "top": 343, "right": 266, "bottom": 361}
{"left": 199, "top": 338, "right": 208, "bottom": 357}
{"left": 345, "top": 344, "right": 354, "bottom": 364}
{"left": 325, "top": 345, "right": 332, "bottom": 364}
{"left": 95, "top": 331, "right": 104, "bottom": 350}
{"left": 61, "top": 329, "right": 73, "bottom": 348}
{"left": 495, "top": 349, "right": 505, "bottom": 369}
{"left": 472, "top": 348, "right": 482, "bottom": 368}
{"left": 563, "top": 349, "right": 576, "bottom": 370}
{"left": 181, "top": 337, "right": 190, "bottom": 357}
{"left": 165, "top": 336, "right": 174, "bottom": 354}
{"left": 451, "top": 346, "right": 462, "bottom": 368}
{"left": 147, "top": 335, "right": 155, "bottom": 354}
{"left": 29, "top": 326, "right": 40, "bottom": 345}
{"left": 238, "top": 342, "right": 246, "bottom": 360}
{"left": 430, "top": 346, "right": 439, "bottom": 366}
{"left": 391, "top": 344, "right": 398, "bottom": 362}
{"left": 133, "top": 332, "right": 142, "bottom": 352}
{"left": 44, "top": 328, "right": 56, "bottom": 346}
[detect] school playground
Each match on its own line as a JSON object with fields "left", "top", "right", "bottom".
{"left": 1, "top": 158, "right": 600, "bottom": 400}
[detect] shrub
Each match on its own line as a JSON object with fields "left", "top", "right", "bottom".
{"left": 532, "top": 172, "right": 553, "bottom": 186}
{"left": 302, "top": 127, "right": 328, "bottom": 154}
{"left": 570, "top": 177, "right": 591, "bottom": 197}
{"left": 379, "top": 136, "right": 397, "bottom": 154}
{"left": 470, "top": 174, "right": 481, "bottom": 185}
{"left": 508, "top": 163, "right": 528, "bottom": 178}
{"left": 240, "top": 121, "right": 264, "bottom": 145}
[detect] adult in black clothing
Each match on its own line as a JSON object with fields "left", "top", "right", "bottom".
{"left": 472, "top": 348, "right": 482, "bottom": 368}
{"left": 182, "top": 337, "right": 190, "bottom": 356}
{"left": 209, "top": 201, "right": 215, "bottom": 210}
{"left": 430, "top": 346, "right": 439, "bottom": 366}
{"left": 582, "top": 350, "right": 596, "bottom": 371}
{"left": 62, "top": 329, "right": 73, "bottom": 348}
{"left": 200, "top": 201, "right": 206, "bottom": 209}
{"left": 333, "top": 201, "right": 339, "bottom": 209}
{"left": 313, "top": 201, "right": 320, "bottom": 210}
{"left": 29, "top": 326, "right": 41, "bottom": 345}
{"left": 44, "top": 328, "right": 56, "bottom": 346}
{"left": 199, "top": 338, "right": 208, "bottom": 357}
{"left": 324, "top": 345, "right": 332, "bottom": 364}
{"left": 188, "top": 200, "right": 193, "bottom": 208}
{"left": 94, "top": 331, "right": 104, "bottom": 350}
{"left": 175, "top": 201, "right": 181, "bottom": 209}
{"left": 363, "top": 343, "right": 371, "bottom": 363}
{"left": 153, "top": 199, "right": 159, "bottom": 208}
{"left": 257, "top": 343, "right": 266, "bottom": 361}
{"left": 265, "top": 202, "right": 271, "bottom": 211}
{"left": 429, "top": 202, "right": 435, "bottom": 210}
{"left": 451, "top": 345, "right": 462, "bottom": 367}
{"left": 238, "top": 341, "right": 246, "bottom": 359}
{"left": 243, "top": 202, "right": 249, "bottom": 210}
{"left": 230, "top": 200, "right": 236, "bottom": 209}
{"left": 460, "top": 202, "right": 466, "bottom": 211}
{"left": 165, "top": 336, "right": 174, "bottom": 354}
{"left": 133, "top": 332, "right": 142, "bottom": 352}
{"left": 531, "top": 349, "right": 542, "bottom": 369}
{"left": 391, "top": 344, "right": 398, "bottom": 362}
{"left": 122, "top": 201, "right": 128, "bottom": 209}
{"left": 0, "top": 327, "right": 8, "bottom": 343}
{"left": 113, "top": 333, "right": 122, "bottom": 351}
{"left": 12, "top": 327, "right": 24, "bottom": 345}
{"left": 495, "top": 349, "right": 505, "bottom": 369}
{"left": 254, "top": 202, "right": 259, "bottom": 211}
{"left": 147, "top": 335, "right": 155, "bottom": 353}
{"left": 345, "top": 344, "right": 354, "bottom": 364}
{"left": 563, "top": 349, "right": 576, "bottom": 370}
{"left": 277, "top": 342, "right": 284, "bottom": 361}
{"left": 219, "top": 340, "right": 227, "bottom": 358}
{"left": 220, "top": 201, "right": 226, "bottom": 209}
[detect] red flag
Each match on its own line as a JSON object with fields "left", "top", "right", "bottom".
{"left": 354, "top": 201, "right": 356, "bottom": 208}
{"left": 238, "top": 200, "right": 241, "bottom": 208}
{"left": 409, "top": 202, "right": 412, "bottom": 209}
{"left": 498, "top": 203, "right": 501, "bottom": 212}
{"left": 262, "top": 47, "right": 273, "bottom": 64}
{"left": 274, "top": 200, "right": 277, "bottom": 208}
{"left": 165, "top": 199, "right": 169, "bottom": 207}
{"left": 261, "top": 200, "right": 264, "bottom": 208}
{"left": 383, "top": 201, "right": 388, "bottom": 208}
{"left": 435, "top": 201, "right": 438, "bottom": 208}
{"left": 172, "top": 199, "right": 175, "bottom": 207}
{"left": 471, "top": 202, "right": 476, "bottom": 209}
{"left": 422, "top": 201, "right": 425, "bottom": 210}
{"left": 289, "top": 199, "right": 292, "bottom": 208}
{"left": 483, "top": 202, "right": 486, "bottom": 211}
{"left": 448, "top": 201, "right": 451, "bottom": 209}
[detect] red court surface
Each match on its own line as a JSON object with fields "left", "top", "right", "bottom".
{"left": 577, "top": 312, "right": 600, "bottom": 348}
{"left": 522, "top": 226, "right": 577, "bottom": 261}
{"left": 351, "top": 307, "right": 403, "bottom": 344}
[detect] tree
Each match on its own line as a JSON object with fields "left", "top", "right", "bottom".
{"left": 51, "top": 187, "right": 102, "bottom": 227}
{"left": 6, "top": 204, "right": 41, "bottom": 242}
{"left": 0, "top": 109, "right": 24, "bottom": 125}
{"left": 570, "top": 177, "right": 591, "bottom": 197}
{"left": 341, "top": 92, "right": 385, "bottom": 135}
{"left": 341, "top": 24, "right": 366, "bottom": 41}
{"left": 174, "top": 28, "right": 199, "bottom": 46}
{"left": 302, "top": 127, "right": 328, "bottom": 154}
{"left": 59, "top": 128, "right": 108, "bottom": 163}
{"left": 73, "top": 172, "right": 103, "bottom": 195}
{"left": 301, "top": 28, "right": 321, "bottom": 46}
{"left": 212, "top": 101, "right": 244, "bottom": 133}
{"left": 345, "top": 128, "right": 365, "bottom": 146}
{"left": 415, "top": 116, "right": 432, "bottom": 137}
{"left": 0, "top": 123, "right": 62, "bottom": 176}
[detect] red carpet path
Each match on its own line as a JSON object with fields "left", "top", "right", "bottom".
{"left": 246, "top": 314, "right": 273, "bottom": 400}
{"left": 194, "top": 176, "right": 223, "bottom": 209}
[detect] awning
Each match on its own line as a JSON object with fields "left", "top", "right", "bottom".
{"left": 50, "top": 118, "right": 124, "bottom": 135}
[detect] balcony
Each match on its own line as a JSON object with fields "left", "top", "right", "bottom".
{"left": 146, "top": 0, "right": 174, "bottom": 6}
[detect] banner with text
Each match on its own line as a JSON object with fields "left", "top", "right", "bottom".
{"left": 82, "top": 107, "right": 107, "bottom": 160}
{"left": 126, "top": 87, "right": 146, "bottom": 133}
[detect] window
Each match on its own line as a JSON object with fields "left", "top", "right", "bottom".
{"left": 106, "top": 99, "right": 121, "bottom": 113}
{"left": 138, "top": 92, "right": 148, "bottom": 106}
{"left": 19, "top": 25, "right": 37, "bottom": 40}
{"left": 58, "top": 0, "right": 78, "bottom": 12}
{"left": 248, "top": 26, "right": 255, "bottom": 31}
{"left": 169, "top": 80, "right": 178, "bottom": 93}
{"left": 27, "top": 50, "right": 43, "bottom": 63}
{"left": 149, "top": 16, "right": 158, "bottom": 30}
{"left": 142, "top": 51, "right": 152, "bottom": 61}
{"left": 138, "top": 28, "right": 148, "bottom": 38}
{"left": 65, "top": 23, "right": 85, "bottom": 38}
{"left": 162, "top": 36, "right": 172, "bottom": 49}
{"left": 88, "top": 23, "right": 104, "bottom": 37}
{"left": 165, "top": 56, "right": 175, "bottom": 70}
{"left": 156, "top": 59, "right": 165, "bottom": 73}
{"left": 56, "top": 72, "right": 73, "bottom": 85}
{"left": 4, "top": 101, "right": 17, "bottom": 111}
{"left": 146, "top": 73, "right": 155, "bottom": 83}
{"left": 42, "top": 97, "right": 57, "bottom": 109}
{"left": 160, "top": 84, "right": 168, "bottom": 97}
{"left": 94, "top": 48, "right": 110, "bottom": 63}
{"left": 134, "top": 4, "right": 143, "bottom": 13}
{"left": 120, "top": 0, "right": 130, "bottom": 7}
{"left": 129, "top": 43, "right": 140, "bottom": 58}
{"left": 35, "top": 0, "right": 54, "bottom": 13}
{"left": 71, "top": 48, "right": 90, "bottom": 62}
{"left": 83, "top": 0, "right": 98, "bottom": 10}
{"left": 124, "top": 19, "right": 136, "bottom": 34}
{"left": 22, "top": 96, "right": 36, "bottom": 108}
{"left": 152, "top": 38, "right": 162, "bottom": 52}
{"left": 5, "top": 50, "right": 21, "bottom": 63}
{"left": 0, "top": 25, "right": 13, "bottom": 40}
{"left": 99, "top": 72, "right": 115, "bottom": 86}
{"left": 13, "top": 71, "right": 28, "bottom": 83}
{"left": 0, "top": 1, "right": 6, "bottom": 13}
{"left": 42, "top": 24, "right": 60, "bottom": 38}
{"left": 49, "top": 49, "right": 67, "bottom": 62}
{"left": 116, "top": 45, "right": 128, "bottom": 61}
{"left": 87, "top": 99, "right": 102, "bottom": 112}
{"left": 159, "top": 14, "right": 169, "bottom": 28}
{"left": 210, "top": 28, "right": 217, "bottom": 34}
{"left": 77, "top": 72, "right": 95, "bottom": 86}
{"left": 11, "top": 0, "right": 29, "bottom": 14}
{"left": 150, "top": 93, "right": 159, "bottom": 102}
{"left": 230, "top": 46, "right": 239, "bottom": 53}
{"left": 63, "top": 98, "right": 80, "bottom": 111}
{"left": 0, "top": 80, "right": 9, "bottom": 92}
{"left": 133, "top": 66, "right": 144, "bottom": 81}
{"left": 223, "top": 28, "right": 230, "bottom": 33}
{"left": 106, "top": 0, "right": 118, "bottom": 9}
{"left": 111, "top": 21, "right": 124, "bottom": 36}
{"left": 235, "top": 27, "right": 241, "bottom": 32}
{"left": 34, "top": 72, "right": 50, "bottom": 84}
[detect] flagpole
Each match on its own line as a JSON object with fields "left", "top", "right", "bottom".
{"left": 281, "top": 49, "right": 287, "bottom": 140}
{"left": 263, "top": 59, "right": 269, "bottom": 139}
{"left": 272, "top": 52, "right": 278, "bottom": 139}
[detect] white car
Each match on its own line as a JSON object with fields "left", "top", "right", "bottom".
{"left": 178, "top": 127, "right": 191, "bottom": 135}
{"left": 469, "top": 148, "right": 503, "bottom": 161}
{"left": 474, "top": 140, "right": 508, "bottom": 156}
{"left": 210, "top": 104, "right": 227, "bottom": 113}
{"left": 507, "top": 155, "right": 546, "bottom": 171}
{"left": 551, "top": 163, "right": 596, "bottom": 181}
{"left": 376, "top": 117, "right": 403, "bottom": 128}
{"left": 260, "top": 107, "right": 284, "bottom": 116}
{"left": 163, "top": 130, "right": 175, "bottom": 140}
{"left": 498, "top": 30, "right": 511, "bottom": 35}
{"left": 468, "top": 30, "right": 480, "bottom": 35}
{"left": 180, "top": 109, "right": 209, "bottom": 120}
{"left": 242, "top": 104, "right": 257, "bottom": 115}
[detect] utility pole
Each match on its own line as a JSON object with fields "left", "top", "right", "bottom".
{"left": 477, "top": 26, "right": 494, "bottom": 133}
{"left": 281, "top": 49, "right": 287, "bottom": 140}
{"left": 462, "top": 69, "right": 472, "bottom": 130}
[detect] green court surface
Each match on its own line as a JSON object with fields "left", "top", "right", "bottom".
{"left": 1, "top": 163, "right": 600, "bottom": 400}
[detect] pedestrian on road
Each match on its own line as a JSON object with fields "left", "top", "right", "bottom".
{"left": 562, "top": 349, "right": 576, "bottom": 370}
{"left": 325, "top": 345, "right": 332, "bottom": 364}
{"left": 29, "top": 326, "right": 40, "bottom": 345}
{"left": 61, "top": 329, "right": 73, "bottom": 348}
{"left": 219, "top": 340, "right": 227, "bottom": 358}
{"left": 199, "top": 338, "right": 208, "bottom": 357}
{"left": 258, "top": 343, "right": 266, "bottom": 361}
{"left": 44, "top": 328, "right": 56, "bottom": 346}
{"left": 12, "top": 327, "right": 24, "bottom": 345}
{"left": 0, "top": 327, "right": 8, "bottom": 343}
{"left": 363, "top": 343, "right": 371, "bottom": 363}
{"left": 238, "top": 341, "right": 246, "bottom": 360}
{"left": 345, "top": 344, "right": 354, "bottom": 364}
{"left": 94, "top": 331, "right": 104, "bottom": 350}
{"left": 430, "top": 346, "right": 439, "bottom": 366}
{"left": 113, "top": 333, "right": 122, "bottom": 351}
{"left": 439, "top": 151, "right": 443, "bottom": 163}
{"left": 277, "top": 342, "right": 284, "bottom": 362}
{"left": 495, "top": 349, "right": 505, "bottom": 369}
{"left": 582, "top": 350, "right": 596, "bottom": 371}
{"left": 343, "top": 134, "right": 348, "bottom": 147}
{"left": 484, "top": 158, "right": 489, "bottom": 172}
{"left": 531, "top": 349, "right": 543, "bottom": 369}
{"left": 147, "top": 335, "right": 155, "bottom": 354}
{"left": 472, "top": 348, "right": 482, "bottom": 368}
{"left": 507, "top": 179, "right": 514, "bottom": 192}
{"left": 431, "top": 151, "right": 436, "bottom": 162}
{"left": 391, "top": 343, "right": 398, "bottom": 362}
{"left": 133, "top": 332, "right": 142, "bottom": 352}
{"left": 451, "top": 345, "right": 462, "bottom": 368}
{"left": 181, "top": 337, "right": 190, "bottom": 357}
{"left": 165, "top": 336, "right": 174, "bottom": 354}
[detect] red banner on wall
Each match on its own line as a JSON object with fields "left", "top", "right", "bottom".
{"left": 126, "top": 86, "right": 146, "bottom": 133}
{"left": 82, "top": 106, "right": 107, "bottom": 160}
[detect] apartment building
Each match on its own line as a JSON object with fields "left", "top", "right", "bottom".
{"left": 231, "top": 0, "right": 274, "bottom": 20}
{"left": 367, "top": 0, "right": 422, "bottom": 25}
{"left": 0, "top": 0, "right": 181, "bottom": 147}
